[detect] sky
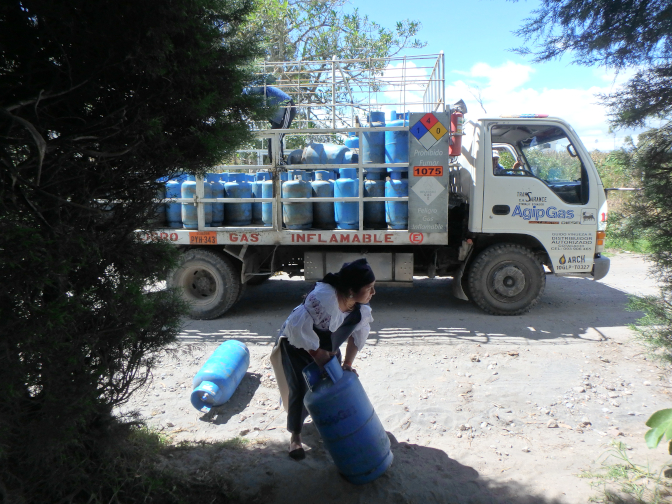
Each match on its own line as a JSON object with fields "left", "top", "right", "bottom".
{"left": 352, "top": 0, "right": 640, "bottom": 151}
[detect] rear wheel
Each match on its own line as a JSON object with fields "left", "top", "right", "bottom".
{"left": 468, "top": 244, "right": 545, "bottom": 315}
{"left": 168, "top": 249, "right": 241, "bottom": 319}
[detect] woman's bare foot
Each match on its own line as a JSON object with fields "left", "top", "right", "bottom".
{"left": 289, "top": 432, "right": 305, "bottom": 460}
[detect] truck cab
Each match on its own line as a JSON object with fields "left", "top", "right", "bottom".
{"left": 454, "top": 116, "right": 609, "bottom": 314}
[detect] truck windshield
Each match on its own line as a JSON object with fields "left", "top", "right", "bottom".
{"left": 492, "top": 124, "right": 589, "bottom": 205}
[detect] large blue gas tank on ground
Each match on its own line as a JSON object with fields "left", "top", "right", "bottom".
{"left": 302, "top": 357, "right": 393, "bottom": 484}
{"left": 261, "top": 177, "right": 274, "bottom": 227}
{"left": 364, "top": 171, "right": 386, "bottom": 228}
{"left": 252, "top": 171, "right": 270, "bottom": 225}
{"left": 385, "top": 170, "right": 408, "bottom": 229}
{"left": 282, "top": 171, "right": 312, "bottom": 229}
{"left": 224, "top": 173, "right": 252, "bottom": 226}
{"left": 311, "top": 170, "right": 335, "bottom": 229}
{"left": 385, "top": 110, "right": 409, "bottom": 164}
{"left": 191, "top": 340, "right": 250, "bottom": 412}
{"left": 206, "top": 173, "right": 225, "bottom": 227}
{"left": 334, "top": 167, "right": 359, "bottom": 229}
{"left": 181, "top": 176, "right": 213, "bottom": 229}
{"left": 166, "top": 179, "right": 183, "bottom": 228}
{"left": 362, "top": 111, "right": 385, "bottom": 164}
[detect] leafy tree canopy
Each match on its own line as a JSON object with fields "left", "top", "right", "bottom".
{"left": 0, "top": 0, "right": 262, "bottom": 500}
{"left": 248, "top": 0, "right": 425, "bottom": 64}
{"left": 514, "top": 0, "right": 672, "bottom": 69}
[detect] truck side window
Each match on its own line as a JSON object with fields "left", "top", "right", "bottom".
{"left": 491, "top": 124, "right": 589, "bottom": 205}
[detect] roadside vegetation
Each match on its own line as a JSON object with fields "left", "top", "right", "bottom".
{"left": 516, "top": 1, "right": 672, "bottom": 501}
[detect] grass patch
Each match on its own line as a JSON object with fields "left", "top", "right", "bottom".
{"left": 605, "top": 236, "right": 652, "bottom": 254}
{"left": 580, "top": 441, "right": 672, "bottom": 503}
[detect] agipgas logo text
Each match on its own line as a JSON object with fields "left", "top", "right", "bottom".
{"left": 511, "top": 205, "right": 575, "bottom": 221}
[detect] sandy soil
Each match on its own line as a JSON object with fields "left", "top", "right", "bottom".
{"left": 119, "top": 252, "right": 672, "bottom": 503}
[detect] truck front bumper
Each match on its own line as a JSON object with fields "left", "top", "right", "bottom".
{"left": 592, "top": 255, "right": 610, "bottom": 281}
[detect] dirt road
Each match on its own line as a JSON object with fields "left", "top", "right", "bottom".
{"left": 121, "top": 252, "right": 671, "bottom": 503}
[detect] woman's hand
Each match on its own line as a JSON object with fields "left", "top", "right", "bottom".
{"left": 309, "top": 348, "right": 335, "bottom": 367}
{"left": 342, "top": 361, "right": 358, "bottom": 376}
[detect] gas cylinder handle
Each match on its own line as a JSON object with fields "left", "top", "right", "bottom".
{"left": 323, "top": 356, "right": 343, "bottom": 383}
{"left": 302, "top": 356, "right": 344, "bottom": 391}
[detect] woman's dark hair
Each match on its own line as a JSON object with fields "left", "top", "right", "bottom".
{"left": 321, "top": 258, "right": 375, "bottom": 296}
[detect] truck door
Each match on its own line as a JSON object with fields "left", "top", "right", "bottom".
{"left": 481, "top": 120, "right": 599, "bottom": 275}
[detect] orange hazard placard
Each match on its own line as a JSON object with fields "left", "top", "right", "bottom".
{"left": 189, "top": 231, "right": 217, "bottom": 245}
{"left": 413, "top": 166, "right": 443, "bottom": 177}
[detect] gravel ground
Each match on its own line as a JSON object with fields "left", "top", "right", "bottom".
{"left": 118, "top": 251, "right": 672, "bottom": 503}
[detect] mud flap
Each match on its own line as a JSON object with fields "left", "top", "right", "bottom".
{"left": 451, "top": 262, "right": 469, "bottom": 301}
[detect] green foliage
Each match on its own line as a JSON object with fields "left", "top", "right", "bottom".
{"left": 645, "top": 409, "right": 672, "bottom": 452}
{"left": 579, "top": 441, "right": 672, "bottom": 504}
{"left": 248, "top": 0, "right": 425, "bottom": 64}
{"left": 628, "top": 296, "right": 672, "bottom": 367}
{"left": 513, "top": 0, "right": 672, "bottom": 69}
{"left": 0, "top": 0, "right": 262, "bottom": 501}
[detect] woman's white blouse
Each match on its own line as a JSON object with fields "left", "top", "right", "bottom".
{"left": 278, "top": 282, "right": 373, "bottom": 351}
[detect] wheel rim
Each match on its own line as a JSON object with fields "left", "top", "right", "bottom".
{"left": 489, "top": 263, "right": 526, "bottom": 301}
{"left": 181, "top": 266, "right": 219, "bottom": 303}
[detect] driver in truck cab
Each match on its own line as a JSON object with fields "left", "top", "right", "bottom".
{"left": 493, "top": 150, "right": 525, "bottom": 175}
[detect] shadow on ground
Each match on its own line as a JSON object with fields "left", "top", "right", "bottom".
{"left": 163, "top": 428, "right": 565, "bottom": 504}
{"left": 178, "top": 274, "right": 643, "bottom": 348}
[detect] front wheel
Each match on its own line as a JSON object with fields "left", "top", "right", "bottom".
{"left": 467, "top": 244, "right": 545, "bottom": 315}
{"left": 168, "top": 249, "right": 241, "bottom": 319}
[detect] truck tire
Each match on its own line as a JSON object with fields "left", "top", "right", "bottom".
{"left": 468, "top": 244, "right": 545, "bottom": 315}
{"left": 169, "top": 249, "right": 241, "bottom": 319}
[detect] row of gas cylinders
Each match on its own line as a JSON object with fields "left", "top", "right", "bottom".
{"left": 161, "top": 167, "right": 409, "bottom": 230}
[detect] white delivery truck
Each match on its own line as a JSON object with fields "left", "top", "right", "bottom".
{"left": 143, "top": 53, "right": 609, "bottom": 319}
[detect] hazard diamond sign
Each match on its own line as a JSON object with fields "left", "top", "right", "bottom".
{"left": 410, "top": 113, "right": 447, "bottom": 150}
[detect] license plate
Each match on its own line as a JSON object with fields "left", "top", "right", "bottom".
{"left": 189, "top": 232, "right": 217, "bottom": 245}
{"left": 413, "top": 166, "right": 443, "bottom": 177}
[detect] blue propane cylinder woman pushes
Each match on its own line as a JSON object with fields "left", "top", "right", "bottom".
{"left": 270, "top": 259, "right": 376, "bottom": 461}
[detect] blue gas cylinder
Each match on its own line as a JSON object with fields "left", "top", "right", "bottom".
{"left": 252, "top": 171, "right": 271, "bottom": 225}
{"left": 166, "top": 179, "right": 183, "bottom": 228}
{"left": 302, "top": 357, "right": 393, "bottom": 484}
{"left": 385, "top": 170, "right": 408, "bottom": 229}
{"left": 261, "top": 177, "right": 274, "bottom": 227}
{"left": 206, "top": 173, "right": 225, "bottom": 226}
{"left": 335, "top": 168, "right": 359, "bottom": 229}
{"left": 364, "top": 171, "right": 385, "bottom": 228}
{"left": 362, "top": 111, "right": 385, "bottom": 164}
{"left": 224, "top": 173, "right": 252, "bottom": 226}
{"left": 311, "top": 170, "right": 335, "bottom": 229}
{"left": 344, "top": 151, "right": 359, "bottom": 164}
{"left": 181, "top": 176, "right": 213, "bottom": 229}
{"left": 191, "top": 340, "right": 250, "bottom": 412}
{"left": 282, "top": 171, "right": 312, "bottom": 230}
{"left": 153, "top": 183, "right": 167, "bottom": 226}
{"left": 385, "top": 110, "right": 410, "bottom": 164}
{"left": 344, "top": 132, "right": 359, "bottom": 149}
{"left": 287, "top": 149, "right": 304, "bottom": 165}
{"left": 302, "top": 143, "right": 350, "bottom": 165}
